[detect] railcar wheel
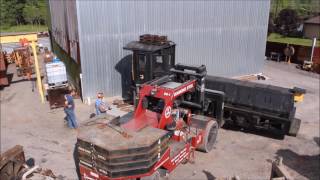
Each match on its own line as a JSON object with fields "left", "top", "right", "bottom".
{"left": 196, "top": 120, "right": 218, "bottom": 153}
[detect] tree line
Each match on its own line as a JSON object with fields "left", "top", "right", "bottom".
{"left": 0, "top": 0, "right": 47, "bottom": 28}
{"left": 268, "top": 0, "right": 320, "bottom": 37}
{"left": 270, "top": 0, "right": 320, "bottom": 18}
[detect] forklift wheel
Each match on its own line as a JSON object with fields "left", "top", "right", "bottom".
{"left": 196, "top": 120, "right": 218, "bottom": 153}
{"left": 141, "top": 170, "right": 160, "bottom": 180}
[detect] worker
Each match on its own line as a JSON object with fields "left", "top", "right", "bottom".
{"left": 21, "top": 49, "right": 34, "bottom": 92}
{"left": 172, "top": 101, "right": 189, "bottom": 129}
{"left": 172, "top": 100, "right": 184, "bottom": 120}
{"left": 19, "top": 38, "right": 29, "bottom": 47}
{"left": 95, "top": 92, "right": 111, "bottom": 116}
{"left": 64, "top": 89, "right": 78, "bottom": 129}
{"left": 43, "top": 47, "right": 53, "bottom": 63}
{"left": 166, "top": 101, "right": 182, "bottom": 131}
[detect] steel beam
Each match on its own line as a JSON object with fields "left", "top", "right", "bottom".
{"left": 0, "top": 34, "right": 37, "bottom": 44}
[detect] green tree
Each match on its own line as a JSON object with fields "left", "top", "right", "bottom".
{"left": 38, "top": 0, "right": 47, "bottom": 24}
{"left": 271, "top": 0, "right": 320, "bottom": 19}
{"left": 22, "top": 0, "right": 47, "bottom": 26}
{"left": 0, "top": 0, "right": 25, "bottom": 27}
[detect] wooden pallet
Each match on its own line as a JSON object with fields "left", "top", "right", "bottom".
{"left": 47, "top": 87, "right": 69, "bottom": 109}
{"left": 0, "top": 145, "right": 25, "bottom": 179}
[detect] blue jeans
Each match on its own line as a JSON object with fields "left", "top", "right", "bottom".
{"left": 64, "top": 108, "right": 78, "bottom": 128}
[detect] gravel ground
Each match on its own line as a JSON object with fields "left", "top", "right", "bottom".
{"left": 1, "top": 60, "right": 319, "bottom": 180}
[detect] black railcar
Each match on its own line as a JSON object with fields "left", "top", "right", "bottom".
{"left": 205, "top": 75, "right": 301, "bottom": 136}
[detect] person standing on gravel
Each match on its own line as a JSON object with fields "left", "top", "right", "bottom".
{"left": 64, "top": 89, "right": 78, "bottom": 129}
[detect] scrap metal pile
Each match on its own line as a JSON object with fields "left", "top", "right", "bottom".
{"left": 0, "top": 145, "right": 56, "bottom": 180}
{"left": 139, "top": 34, "right": 170, "bottom": 45}
{"left": 11, "top": 47, "right": 34, "bottom": 77}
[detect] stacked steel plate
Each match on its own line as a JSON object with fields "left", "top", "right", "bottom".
{"left": 77, "top": 123, "right": 170, "bottom": 178}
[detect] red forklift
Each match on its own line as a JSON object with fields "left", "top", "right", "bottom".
{"left": 77, "top": 64, "right": 225, "bottom": 180}
{"left": 77, "top": 35, "right": 303, "bottom": 180}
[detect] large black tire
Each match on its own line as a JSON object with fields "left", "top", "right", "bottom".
{"left": 197, "top": 120, "right": 218, "bottom": 153}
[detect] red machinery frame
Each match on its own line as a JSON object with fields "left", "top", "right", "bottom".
{"left": 80, "top": 78, "right": 210, "bottom": 180}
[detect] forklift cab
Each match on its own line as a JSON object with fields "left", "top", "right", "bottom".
{"left": 123, "top": 35, "right": 176, "bottom": 85}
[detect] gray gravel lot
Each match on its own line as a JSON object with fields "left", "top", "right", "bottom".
{"left": 1, "top": 60, "right": 319, "bottom": 180}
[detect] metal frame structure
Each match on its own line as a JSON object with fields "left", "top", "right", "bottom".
{"left": 0, "top": 33, "right": 45, "bottom": 103}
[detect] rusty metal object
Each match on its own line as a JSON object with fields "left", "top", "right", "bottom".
{"left": 270, "top": 157, "right": 293, "bottom": 180}
{"left": 3, "top": 51, "right": 13, "bottom": 64}
{"left": 11, "top": 47, "right": 34, "bottom": 77}
{"left": 77, "top": 118, "right": 170, "bottom": 178}
{"left": 38, "top": 168, "right": 56, "bottom": 177}
{"left": 113, "top": 99, "right": 134, "bottom": 112}
{"left": 0, "top": 145, "right": 57, "bottom": 180}
{"left": 102, "top": 121, "right": 133, "bottom": 139}
{"left": 84, "top": 116, "right": 132, "bottom": 138}
{"left": 0, "top": 50, "right": 9, "bottom": 86}
{"left": 47, "top": 86, "right": 69, "bottom": 109}
{"left": 0, "top": 145, "right": 25, "bottom": 180}
{"left": 120, "top": 106, "right": 134, "bottom": 112}
{"left": 139, "top": 34, "right": 169, "bottom": 45}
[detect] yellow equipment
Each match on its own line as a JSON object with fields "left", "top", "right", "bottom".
{"left": 291, "top": 87, "right": 306, "bottom": 103}
{"left": 0, "top": 33, "right": 45, "bottom": 103}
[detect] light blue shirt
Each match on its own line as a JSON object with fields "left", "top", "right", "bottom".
{"left": 95, "top": 99, "right": 109, "bottom": 115}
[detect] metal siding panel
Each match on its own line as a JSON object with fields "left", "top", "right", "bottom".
{"left": 49, "top": 0, "right": 79, "bottom": 61}
{"left": 49, "top": 0, "right": 64, "bottom": 50}
{"left": 65, "top": 0, "right": 79, "bottom": 61}
{"left": 74, "top": 0, "right": 270, "bottom": 98}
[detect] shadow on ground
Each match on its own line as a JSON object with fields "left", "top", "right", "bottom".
{"left": 314, "top": 137, "right": 320, "bottom": 146}
{"left": 276, "top": 149, "right": 320, "bottom": 180}
{"left": 1, "top": 75, "right": 41, "bottom": 92}
{"left": 202, "top": 170, "right": 216, "bottom": 180}
{"left": 222, "top": 124, "right": 285, "bottom": 140}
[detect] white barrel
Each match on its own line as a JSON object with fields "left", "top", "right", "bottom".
{"left": 45, "top": 61, "right": 67, "bottom": 85}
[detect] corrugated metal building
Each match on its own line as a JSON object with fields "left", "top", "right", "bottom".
{"left": 48, "top": 0, "right": 270, "bottom": 100}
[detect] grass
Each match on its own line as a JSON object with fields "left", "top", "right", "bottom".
{"left": 0, "top": 24, "right": 48, "bottom": 33}
{"left": 267, "top": 33, "right": 320, "bottom": 47}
